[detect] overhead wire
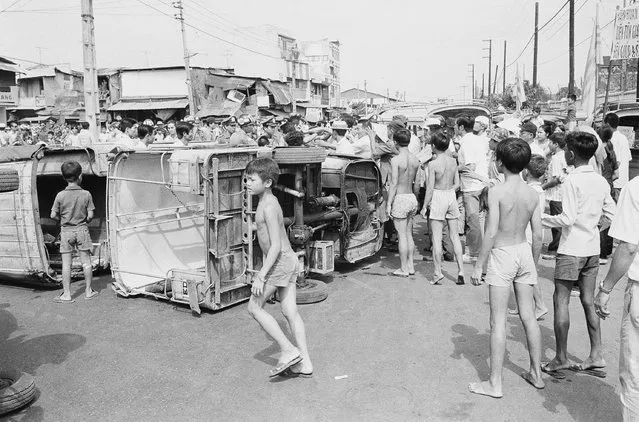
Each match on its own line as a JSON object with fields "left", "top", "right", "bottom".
{"left": 506, "top": 0, "right": 571, "bottom": 68}
{"left": 135, "top": 0, "right": 280, "bottom": 59}
{"left": 543, "top": 0, "right": 591, "bottom": 42}
{"left": 0, "top": 0, "right": 25, "bottom": 13}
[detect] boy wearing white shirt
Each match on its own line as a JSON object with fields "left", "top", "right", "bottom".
{"left": 541, "top": 132, "right": 616, "bottom": 375}
{"left": 605, "top": 113, "right": 633, "bottom": 200}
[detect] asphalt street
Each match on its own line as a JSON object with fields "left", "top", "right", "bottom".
{"left": 0, "top": 219, "right": 627, "bottom": 421}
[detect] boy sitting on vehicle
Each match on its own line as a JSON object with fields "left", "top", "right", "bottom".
{"left": 469, "top": 138, "right": 545, "bottom": 398}
{"left": 51, "top": 161, "right": 97, "bottom": 303}
{"left": 245, "top": 157, "right": 313, "bottom": 378}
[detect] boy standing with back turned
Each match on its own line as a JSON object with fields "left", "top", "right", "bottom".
{"left": 245, "top": 157, "right": 313, "bottom": 378}
{"left": 469, "top": 138, "right": 545, "bottom": 398}
{"left": 51, "top": 161, "right": 97, "bottom": 303}
{"left": 541, "top": 131, "right": 616, "bottom": 376}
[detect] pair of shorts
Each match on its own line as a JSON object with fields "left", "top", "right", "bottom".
{"left": 486, "top": 242, "right": 537, "bottom": 287}
{"left": 429, "top": 189, "right": 461, "bottom": 221}
{"left": 59, "top": 225, "right": 92, "bottom": 254}
{"left": 554, "top": 254, "right": 598, "bottom": 283}
{"left": 391, "top": 194, "right": 418, "bottom": 219}
{"left": 264, "top": 251, "right": 299, "bottom": 287}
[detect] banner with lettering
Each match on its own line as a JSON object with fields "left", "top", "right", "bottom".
{"left": 612, "top": 4, "right": 639, "bottom": 60}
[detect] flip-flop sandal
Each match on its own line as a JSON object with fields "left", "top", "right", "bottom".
{"left": 408, "top": 271, "right": 416, "bottom": 276}
{"left": 390, "top": 270, "right": 409, "bottom": 278}
{"left": 282, "top": 368, "right": 314, "bottom": 378}
{"left": 269, "top": 355, "right": 302, "bottom": 378}
{"left": 53, "top": 294, "right": 75, "bottom": 304}
{"left": 430, "top": 274, "right": 445, "bottom": 285}
{"left": 541, "top": 363, "right": 567, "bottom": 380}
{"left": 566, "top": 365, "right": 606, "bottom": 378}
{"left": 85, "top": 290, "right": 99, "bottom": 300}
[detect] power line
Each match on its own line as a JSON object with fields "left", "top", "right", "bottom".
{"left": 538, "top": 17, "right": 614, "bottom": 66}
{"left": 135, "top": 0, "right": 280, "bottom": 59}
{"left": 543, "top": 0, "right": 591, "bottom": 42}
{"left": 507, "top": 0, "right": 571, "bottom": 68}
{"left": 0, "top": 0, "right": 25, "bottom": 13}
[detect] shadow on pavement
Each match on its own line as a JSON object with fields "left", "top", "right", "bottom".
{"left": 0, "top": 303, "right": 86, "bottom": 422}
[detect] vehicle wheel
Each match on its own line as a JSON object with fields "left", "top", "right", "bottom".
{"left": 0, "top": 370, "right": 36, "bottom": 416}
{"left": 296, "top": 278, "right": 328, "bottom": 304}
{"left": 0, "top": 169, "right": 19, "bottom": 193}
{"left": 272, "top": 147, "right": 327, "bottom": 164}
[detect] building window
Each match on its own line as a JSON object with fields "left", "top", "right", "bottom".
{"left": 37, "top": 77, "right": 44, "bottom": 94}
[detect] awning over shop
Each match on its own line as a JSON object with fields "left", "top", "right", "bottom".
{"left": 19, "top": 116, "right": 56, "bottom": 123}
{"left": 196, "top": 101, "right": 242, "bottom": 119}
{"left": 260, "top": 81, "right": 292, "bottom": 105}
{"left": 6, "top": 106, "right": 45, "bottom": 111}
{"left": 108, "top": 99, "right": 189, "bottom": 111}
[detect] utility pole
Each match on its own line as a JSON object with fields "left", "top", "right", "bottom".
{"left": 468, "top": 64, "right": 475, "bottom": 99}
{"left": 364, "top": 80, "right": 368, "bottom": 113}
{"left": 174, "top": 0, "right": 196, "bottom": 116}
{"left": 482, "top": 73, "right": 485, "bottom": 98}
{"left": 494, "top": 65, "right": 499, "bottom": 95}
{"left": 503, "top": 41, "right": 507, "bottom": 94}
{"left": 291, "top": 46, "right": 299, "bottom": 114}
{"left": 81, "top": 0, "right": 99, "bottom": 143}
{"left": 569, "top": 0, "right": 575, "bottom": 94}
{"left": 483, "top": 39, "right": 492, "bottom": 98}
{"left": 533, "top": 2, "right": 539, "bottom": 87}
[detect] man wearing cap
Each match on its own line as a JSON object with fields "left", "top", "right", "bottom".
{"left": 217, "top": 116, "right": 238, "bottom": 145}
{"left": 521, "top": 121, "right": 543, "bottom": 156}
{"left": 230, "top": 115, "right": 258, "bottom": 147}
{"left": 332, "top": 121, "right": 355, "bottom": 155}
{"left": 261, "top": 117, "right": 286, "bottom": 147}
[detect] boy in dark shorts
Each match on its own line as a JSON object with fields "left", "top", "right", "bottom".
{"left": 51, "top": 161, "right": 97, "bottom": 303}
{"left": 245, "top": 157, "right": 313, "bottom": 378}
{"left": 469, "top": 138, "right": 545, "bottom": 398}
{"left": 541, "top": 131, "right": 616, "bottom": 376}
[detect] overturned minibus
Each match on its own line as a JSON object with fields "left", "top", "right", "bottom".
{"left": 0, "top": 145, "right": 111, "bottom": 286}
{"left": 108, "top": 146, "right": 383, "bottom": 313}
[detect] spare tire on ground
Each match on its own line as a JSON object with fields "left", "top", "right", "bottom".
{"left": 272, "top": 147, "right": 327, "bottom": 165}
{"left": 0, "top": 169, "right": 19, "bottom": 193}
{"left": 296, "top": 278, "right": 328, "bottom": 304}
{"left": 0, "top": 370, "right": 36, "bottom": 416}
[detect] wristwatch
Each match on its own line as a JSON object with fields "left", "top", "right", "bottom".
{"left": 599, "top": 281, "right": 612, "bottom": 295}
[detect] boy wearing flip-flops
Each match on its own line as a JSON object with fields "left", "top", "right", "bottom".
{"left": 245, "top": 157, "right": 313, "bottom": 378}
{"left": 541, "top": 131, "right": 616, "bottom": 378}
{"left": 51, "top": 160, "right": 98, "bottom": 303}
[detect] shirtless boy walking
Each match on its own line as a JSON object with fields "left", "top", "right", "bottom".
{"left": 245, "top": 157, "right": 313, "bottom": 378}
{"left": 386, "top": 128, "right": 420, "bottom": 276}
{"left": 469, "top": 138, "right": 545, "bottom": 398}
{"left": 422, "top": 132, "right": 465, "bottom": 285}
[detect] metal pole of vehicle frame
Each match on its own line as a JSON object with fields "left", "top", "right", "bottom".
{"left": 81, "top": 0, "right": 99, "bottom": 143}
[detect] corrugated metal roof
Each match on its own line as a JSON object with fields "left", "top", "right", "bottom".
{"left": 108, "top": 99, "right": 189, "bottom": 111}
{"left": 260, "top": 80, "right": 292, "bottom": 105}
{"left": 206, "top": 73, "right": 256, "bottom": 91}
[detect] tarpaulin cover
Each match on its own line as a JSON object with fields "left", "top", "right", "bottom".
{"left": 206, "top": 74, "right": 256, "bottom": 91}
{"left": 108, "top": 99, "right": 189, "bottom": 111}
{"left": 0, "top": 145, "right": 44, "bottom": 163}
{"left": 260, "top": 80, "right": 292, "bottom": 105}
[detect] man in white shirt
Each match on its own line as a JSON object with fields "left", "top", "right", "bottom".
{"left": 595, "top": 176, "right": 639, "bottom": 421}
{"left": 77, "top": 122, "right": 95, "bottom": 146}
{"left": 457, "top": 116, "right": 489, "bottom": 262}
{"left": 115, "top": 118, "right": 138, "bottom": 149}
{"left": 521, "top": 121, "right": 544, "bottom": 156}
{"left": 332, "top": 121, "right": 355, "bottom": 155}
{"left": 605, "top": 113, "right": 633, "bottom": 201}
{"left": 133, "top": 124, "right": 154, "bottom": 150}
{"left": 351, "top": 120, "right": 373, "bottom": 159}
{"left": 541, "top": 131, "right": 616, "bottom": 375}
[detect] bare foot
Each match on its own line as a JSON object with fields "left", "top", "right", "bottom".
{"left": 578, "top": 357, "right": 606, "bottom": 370}
{"left": 535, "top": 307, "right": 548, "bottom": 320}
{"left": 468, "top": 381, "right": 503, "bottom": 398}
{"left": 391, "top": 269, "right": 409, "bottom": 277}
{"left": 542, "top": 358, "right": 572, "bottom": 372}
{"left": 521, "top": 372, "right": 545, "bottom": 389}
{"left": 277, "top": 348, "right": 301, "bottom": 367}
{"left": 291, "top": 359, "right": 313, "bottom": 375}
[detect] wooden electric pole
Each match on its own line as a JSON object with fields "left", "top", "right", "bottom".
{"left": 175, "top": 0, "right": 196, "bottom": 116}
{"left": 468, "top": 64, "right": 475, "bottom": 99}
{"left": 482, "top": 73, "right": 485, "bottom": 98}
{"left": 533, "top": 2, "right": 539, "bottom": 87}
{"left": 569, "top": 0, "right": 575, "bottom": 94}
{"left": 81, "top": 0, "right": 99, "bottom": 143}
{"left": 503, "top": 41, "right": 507, "bottom": 94}
{"left": 483, "top": 39, "right": 492, "bottom": 97}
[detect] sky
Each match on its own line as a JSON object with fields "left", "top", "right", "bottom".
{"left": 0, "top": 0, "right": 625, "bottom": 101}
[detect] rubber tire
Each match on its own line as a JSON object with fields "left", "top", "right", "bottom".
{"left": 0, "top": 169, "right": 19, "bottom": 193}
{"left": 272, "top": 147, "right": 327, "bottom": 164}
{"left": 296, "top": 278, "right": 328, "bottom": 304}
{"left": 0, "top": 370, "right": 36, "bottom": 416}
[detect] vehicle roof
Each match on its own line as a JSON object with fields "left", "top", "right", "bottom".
{"left": 377, "top": 103, "right": 491, "bottom": 123}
